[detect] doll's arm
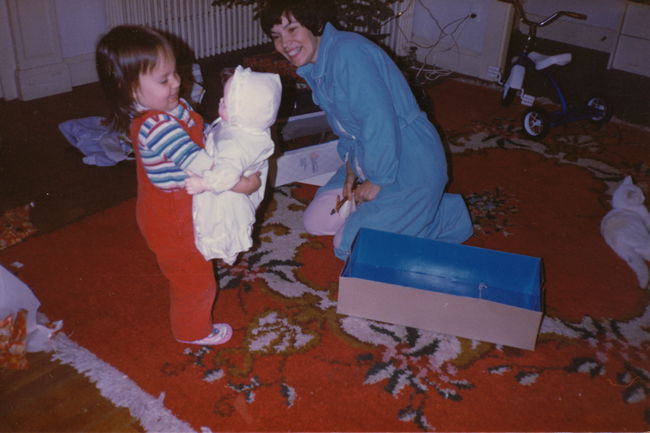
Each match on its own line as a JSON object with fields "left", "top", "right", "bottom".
{"left": 185, "top": 170, "right": 261, "bottom": 195}
{"left": 202, "top": 134, "right": 272, "bottom": 193}
{"left": 231, "top": 171, "right": 262, "bottom": 194}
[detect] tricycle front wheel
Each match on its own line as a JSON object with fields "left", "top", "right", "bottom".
{"left": 521, "top": 107, "right": 550, "bottom": 140}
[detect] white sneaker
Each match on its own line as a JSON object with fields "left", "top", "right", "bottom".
{"left": 178, "top": 323, "right": 232, "bottom": 345}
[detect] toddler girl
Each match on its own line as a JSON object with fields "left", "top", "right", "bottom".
{"left": 185, "top": 65, "right": 282, "bottom": 265}
{"left": 95, "top": 25, "right": 260, "bottom": 345}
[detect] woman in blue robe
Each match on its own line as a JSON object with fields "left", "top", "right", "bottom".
{"left": 260, "top": 0, "right": 473, "bottom": 259}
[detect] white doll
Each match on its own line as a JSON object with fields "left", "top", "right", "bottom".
{"left": 600, "top": 176, "right": 650, "bottom": 288}
{"left": 186, "top": 65, "right": 282, "bottom": 265}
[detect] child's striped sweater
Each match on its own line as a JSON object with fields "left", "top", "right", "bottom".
{"left": 136, "top": 99, "right": 211, "bottom": 191}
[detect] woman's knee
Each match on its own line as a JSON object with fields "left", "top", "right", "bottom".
{"left": 303, "top": 204, "right": 323, "bottom": 234}
{"left": 303, "top": 189, "right": 345, "bottom": 235}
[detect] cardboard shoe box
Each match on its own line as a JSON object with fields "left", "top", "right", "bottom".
{"left": 337, "top": 228, "right": 544, "bottom": 350}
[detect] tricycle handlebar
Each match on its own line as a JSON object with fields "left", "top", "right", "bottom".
{"left": 499, "top": 0, "right": 587, "bottom": 28}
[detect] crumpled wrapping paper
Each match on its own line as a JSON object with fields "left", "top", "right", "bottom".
{"left": 0, "top": 265, "right": 62, "bottom": 369}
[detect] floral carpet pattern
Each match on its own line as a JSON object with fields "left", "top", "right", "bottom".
{"left": 181, "top": 131, "right": 649, "bottom": 430}
{"left": 1, "top": 79, "right": 648, "bottom": 431}
{"left": 183, "top": 88, "right": 649, "bottom": 430}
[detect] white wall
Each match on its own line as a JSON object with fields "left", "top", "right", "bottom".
{"left": 1, "top": 0, "right": 631, "bottom": 100}
{"left": 412, "top": 0, "right": 489, "bottom": 56}
{"left": 405, "top": 0, "right": 628, "bottom": 79}
{"left": 55, "top": 0, "right": 107, "bottom": 86}
{"left": 408, "top": 0, "right": 514, "bottom": 81}
{"left": 55, "top": 0, "right": 107, "bottom": 58}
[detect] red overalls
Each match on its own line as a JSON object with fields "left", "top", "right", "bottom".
{"left": 129, "top": 107, "right": 216, "bottom": 342}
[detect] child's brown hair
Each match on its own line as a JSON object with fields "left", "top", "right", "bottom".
{"left": 95, "top": 25, "right": 175, "bottom": 134}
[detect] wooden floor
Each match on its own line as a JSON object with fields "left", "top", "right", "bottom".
{"left": 0, "top": 352, "right": 144, "bottom": 432}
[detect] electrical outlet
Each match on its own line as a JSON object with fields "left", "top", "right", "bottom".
{"left": 469, "top": 1, "right": 481, "bottom": 22}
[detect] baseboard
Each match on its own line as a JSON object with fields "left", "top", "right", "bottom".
{"left": 65, "top": 53, "right": 99, "bottom": 87}
{"left": 11, "top": 53, "right": 99, "bottom": 100}
{"left": 16, "top": 62, "right": 72, "bottom": 101}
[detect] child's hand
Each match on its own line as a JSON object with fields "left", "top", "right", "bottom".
{"left": 185, "top": 173, "right": 209, "bottom": 195}
{"left": 232, "top": 171, "right": 262, "bottom": 195}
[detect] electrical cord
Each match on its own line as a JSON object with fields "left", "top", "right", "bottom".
{"left": 385, "top": 0, "right": 477, "bottom": 83}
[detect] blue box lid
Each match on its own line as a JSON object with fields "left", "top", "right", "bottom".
{"left": 342, "top": 229, "right": 543, "bottom": 311}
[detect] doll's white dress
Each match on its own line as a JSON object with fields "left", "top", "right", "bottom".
{"left": 192, "top": 66, "right": 282, "bottom": 264}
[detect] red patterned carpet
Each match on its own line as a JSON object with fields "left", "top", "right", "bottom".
{"left": 1, "top": 79, "right": 649, "bottom": 431}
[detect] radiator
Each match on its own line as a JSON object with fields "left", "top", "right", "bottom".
{"left": 105, "top": 0, "right": 269, "bottom": 58}
{"left": 105, "top": 0, "right": 414, "bottom": 60}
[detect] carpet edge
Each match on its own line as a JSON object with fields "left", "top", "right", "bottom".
{"left": 50, "top": 333, "right": 197, "bottom": 433}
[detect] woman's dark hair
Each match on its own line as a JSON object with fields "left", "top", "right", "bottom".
{"left": 258, "top": 0, "right": 336, "bottom": 38}
{"left": 95, "top": 25, "right": 175, "bottom": 134}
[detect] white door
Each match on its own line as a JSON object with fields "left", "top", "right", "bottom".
{"left": 0, "top": 0, "right": 18, "bottom": 100}
{"left": 6, "top": 0, "right": 72, "bottom": 100}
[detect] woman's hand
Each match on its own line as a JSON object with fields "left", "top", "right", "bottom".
{"left": 354, "top": 180, "right": 381, "bottom": 204}
{"left": 232, "top": 171, "right": 262, "bottom": 195}
{"left": 342, "top": 163, "right": 380, "bottom": 204}
{"left": 185, "top": 173, "right": 209, "bottom": 195}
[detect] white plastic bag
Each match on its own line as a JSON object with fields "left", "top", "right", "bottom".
{"left": 0, "top": 265, "right": 62, "bottom": 352}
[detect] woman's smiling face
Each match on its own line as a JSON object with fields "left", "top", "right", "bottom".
{"left": 270, "top": 13, "right": 321, "bottom": 67}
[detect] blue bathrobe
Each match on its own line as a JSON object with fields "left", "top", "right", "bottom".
{"left": 297, "top": 23, "right": 473, "bottom": 259}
